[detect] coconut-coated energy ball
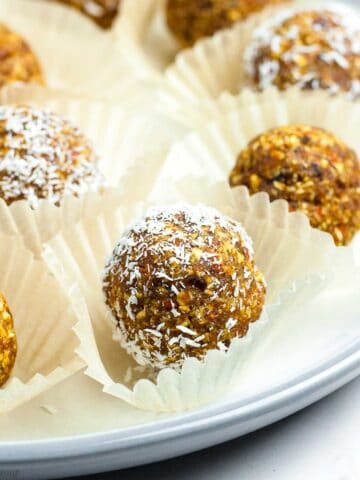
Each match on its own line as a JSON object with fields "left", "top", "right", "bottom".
{"left": 229, "top": 125, "right": 360, "bottom": 246}
{"left": 166, "top": 0, "right": 288, "bottom": 47}
{"left": 0, "top": 105, "right": 104, "bottom": 208}
{"left": 0, "top": 292, "right": 17, "bottom": 388}
{"left": 0, "top": 23, "right": 44, "bottom": 88}
{"left": 244, "top": 8, "right": 360, "bottom": 98}
{"left": 103, "top": 204, "right": 266, "bottom": 371}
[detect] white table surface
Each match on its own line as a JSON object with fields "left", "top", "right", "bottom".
{"left": 70, "top": 376, "right": 360, "bottom": 480}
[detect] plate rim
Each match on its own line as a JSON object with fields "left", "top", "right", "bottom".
{"left": 1, "top": 337, "right": 359, "bottom": 464}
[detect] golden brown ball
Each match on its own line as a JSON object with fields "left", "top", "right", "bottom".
{"left": 0, "top": 292, "right": 17, "bottom": 388}
{"left": 166, "top": 0, "right": 288, "bottom": 47}
{"left": 229, "top": 125, "right": 360, "bottom": 246}
{"left": 244, "top": 8, "right": 360, "bottom": 98}
{"left": 103, "top": 204, "right": 266, "bottom": 371}
{"left": 0, "top": 23, "right": 44, "bottom": 88}
{"left": 0, "top": 105, "right": 105, "bottom": 209}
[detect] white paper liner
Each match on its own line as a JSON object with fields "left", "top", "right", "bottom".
{"left": 0, "top": 189, "right": 126, "bottom": 258}
{"left": 154, "top": 88, "right": 360, "bottom": 253}
{"left": 353, "top": 232, "right": 360, "bottom": 267}
{"left": 0, "top": 233, "right": 87, "bottom": 413}
{"left": 0, "top": 0, "right": 152, "bottom": 101}
{"left": 0, "top": 83, "right": 173, "bottom": 186}
{"left": 41, "top": 177, "right": 352, "bottom": 412}
{"left": 114, "top": 0, "right": 296, "bottom": 73}
{"left": 159, "top": 84, "right": 355, "bottom": 131}
{"left": 0, "top": 84, "right": 188, "bottom": 256}
{"left": 159, "top": 0, "right": 360, "bottom": 109}
{"left": 114, "top": 0, "right": 177, "bottom": 72}
{"left": 156, "top": 89, "right": 360, "bottom": 177}
{"left": 0, "top": 82, "right": 191, "bottom": 185}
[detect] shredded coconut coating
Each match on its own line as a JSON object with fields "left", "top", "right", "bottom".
{"left": 103, "top": 204, "right": 266, "bottom": 371}
{"left": 244, "top": 7, "right": 360, "bottom": 99}
{"left": 166, "top": 0, "right": 288, "bottom": 47}
{"left": 229, "top": 125, "right": 360, "bottom": 246}
{"left": 51, "top": 0, "right": 121, "bottom": 28}
{"left": 0, "top": 23, "right": 44, "bottom": 88}
{"left": 0, "top": 292, "right": 17, "bottom": 388}
{"left": 0, "top": 105, "right": 105, "bottom": 209}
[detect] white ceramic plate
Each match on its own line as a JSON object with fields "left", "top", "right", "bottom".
{"left": 0, "top": 343, "right": 359, "bottom": 480}
{"left": 0, "top": 282, "right": 359, "bottom": 480}
{"left": 0, "top": 0, "right": 359, "bottom": 477}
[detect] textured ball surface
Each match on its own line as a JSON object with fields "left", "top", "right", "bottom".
{"left": 0, "top": 105, "right": 104, "bottom": 208}
{"left": 0, "top": 23, "right": 44, "bottom": 88}
{"left": 0, "top": 292, "right": 17, "bottom": 388}
{"left": 245, "top": 8, "right": 360, "bottom": 98}
{"left": 166, "top": 0, "right": 287, "bottom": 47}
{"left": 103, "top": 204, "right": 266, "bottom": 371}
{"left": 229, "top": 125, "right": 360, "bottom": 245}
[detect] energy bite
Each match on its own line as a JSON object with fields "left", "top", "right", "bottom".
{"left": 229, "top": 125, "right": 360, "bottom": 246}
{"left": 103, "top": 204, "right": 266, "bottom": 371}
{"left": 51, "top": 0, "right": 121, "bottom": 28}
{"left": 0, "top": 105, "right": 104, "bottom": 209}
{"left": 166, "top": 0, "right": 288, "bottom": 47}
{"left": 0, "top": 23, "right": 44, "bottom": 88}
{"left": 244, "top": 8, "right": 360, "bottom": 98}
{"left": 0, "top": 292, "right": 17, "bottom": 388}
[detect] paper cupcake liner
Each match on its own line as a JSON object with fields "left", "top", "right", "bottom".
{"left": 154, "top": 89, "right": 360, "bottom": 253}
{"left": 0, "top": 0, "right": 150, "bottom": 101}
{"left": 0, "top": 83, "right": 188, "bottom": 185}
{"left": 0, "top": 189, "right": 126, "bottom": 259}
{"left": 41, "top": 176, "right": 351, "bottom": 412}
{"left": 114, "top": 0, "right": 177, "bottom": 73}
{"left": 114, "top": 0, "right": 297, "bottom": 73}
{"left": 156, "top": 89, "right": 360, "bottom": 178}
{"left": 0, "top": 84, "right": 188, "bottom": 256}
{"left": 160, "top": 0, "right": 359, "bottom": 109}
{"left": 159, "top": 85, "right": 349, "bottom": 131}
{"left": 0, "top": 76, "right": 159, "bottom": 112}
{"left": 154, "top": 89, "right": 360, "bottom": 264}
{"left": 0, "top": 233, "right": 86, "bottom": 413}
{"left": 353, "top": 232, "right": 360, "bottom": 268}
{"left": 115, "top": 0, "right": 161, "bottom": 44}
